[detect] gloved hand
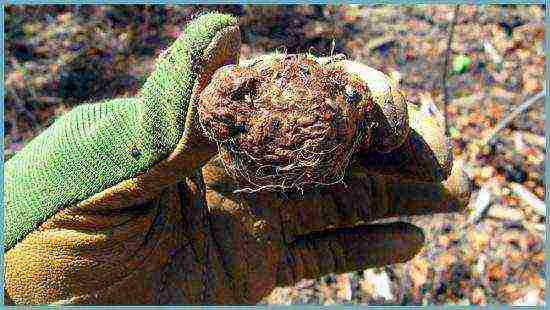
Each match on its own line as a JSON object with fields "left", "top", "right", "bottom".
{"left": 4, "top": 13, "right": 471, "bottom": 305}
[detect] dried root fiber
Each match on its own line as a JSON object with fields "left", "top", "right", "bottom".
{"left": 198, "top": 53, "right": 380, "bottom": 193}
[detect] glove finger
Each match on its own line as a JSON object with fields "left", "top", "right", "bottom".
{"left": 276, "top": 222, "right": 424, "bottom": 287}
{"left": 358, "top": 98, "right": 452, "bottom": 183}
{"left": 382, "top": 157, "right": 472, "bottom": 218}
{"left": 275, "top": 160, "right": 469, "bottom": 241}
{"left": 203, "top": 157, "right": 470, "bottom": 242}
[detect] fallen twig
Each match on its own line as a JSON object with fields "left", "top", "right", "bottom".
{"left": 509, "top": 182, "right": 546, "bottom": 217}
{"left": 483, "top": 89, "right": 546, "bottom": 145}
{"left": 521, "top": 131, "right": 545, "bottom": 148}
{"left": 531, "top": 223, "right": 545, "bottom": 233}
{"left": 487, "top": 204, "right": 525, "bottom": 222}
{"left": 442, "top": 4, "right": 460, "bottom": 135}
{"left": 467, "top": 184, "right": 492, "bottom": 225}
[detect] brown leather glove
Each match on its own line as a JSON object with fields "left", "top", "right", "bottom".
{"left": 5, "top": 90, "right": 470, "bottom": 305}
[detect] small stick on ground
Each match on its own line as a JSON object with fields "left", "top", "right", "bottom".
{"left": 442, "top": 4, "right": 460, "bottom": 136}
{"left": 510, "top": 182, "right": 546, "bottom": 218}
{"left": 466, "top": 184, "right": 492, "bottom": 225}
{"left": 482, "top": 89, "right": 546, "bottom": 145}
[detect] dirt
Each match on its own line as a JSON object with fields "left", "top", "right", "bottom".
{"left": 198, "top": 54, "right": 376, "bottom": 193}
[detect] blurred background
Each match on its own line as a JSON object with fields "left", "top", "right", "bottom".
{"left": 4, "top": 4, "right": 545, "bottom": 305}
